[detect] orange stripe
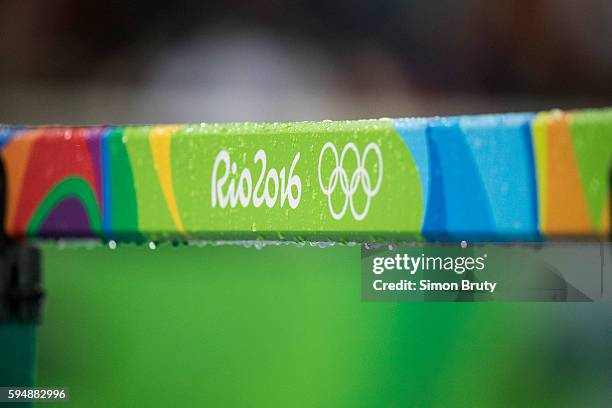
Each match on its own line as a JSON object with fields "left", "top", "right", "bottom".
{"left": 545, "top": 113, "right": 592, "bottom": 236}
{"left": 1, "top": 129, "right": 41, "bottom": 236}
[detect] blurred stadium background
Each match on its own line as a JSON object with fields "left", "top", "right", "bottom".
{"left": 1, "top": 0, "right": 612, "bottom": 123}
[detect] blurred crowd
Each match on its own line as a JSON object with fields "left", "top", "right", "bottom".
{"left": 0, "top": 0, "right": 611, "bottom": 123}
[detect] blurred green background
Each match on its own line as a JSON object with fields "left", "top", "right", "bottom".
{"left": 33, "top": 244, "right": 611, "bottom": 407}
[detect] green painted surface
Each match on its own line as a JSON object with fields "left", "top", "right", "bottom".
{"left": 124, "top": 127, "right": 175, "bottom": 233}
{"left": 34, "top": 245, "right": 612, "bottom": 407}
{"left": 106, "top": 128, "right": 140, "bottom": 240}
{"left": 570, "top": 110, "right": 612, "bottom": 228}
{"left": 171, "top": 120, "right": 422, "bottom": 240}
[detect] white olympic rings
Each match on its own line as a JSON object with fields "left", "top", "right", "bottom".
{"left": 317, "top": 142, "right": 383, "bottom": 221}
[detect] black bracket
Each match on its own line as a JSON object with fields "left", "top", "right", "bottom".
{"left": 0, "top": 242, "right": 43, "bottom": 323}
{"left": 0, "top": 156, "right": 44, "bottom": 323}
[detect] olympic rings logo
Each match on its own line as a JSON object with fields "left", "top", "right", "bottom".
{"left": 317, "top": 142, "right": 383, "bottom": 221}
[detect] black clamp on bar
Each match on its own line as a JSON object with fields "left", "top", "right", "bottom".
{"left": 0, "top": 242, "right": 43, "bottom": 323}
{"left": 0, "top": 157, "right": 44, "bottom": 323}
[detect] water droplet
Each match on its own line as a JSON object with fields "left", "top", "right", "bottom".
{"left": 317, "top": 242, "right": 335, "bottom": 248}
{"left": 57, "top": 239, "right": 67, "bottom": 250}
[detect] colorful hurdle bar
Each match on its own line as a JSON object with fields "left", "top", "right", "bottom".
{"left": 0, "top": 108, "right": 610, "bottom": 243}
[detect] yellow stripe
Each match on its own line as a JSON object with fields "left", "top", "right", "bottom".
{"left": 531, "top": 112, "right": 551, "bottom": 232}
{"left": 150, "top": 125, "right": 184, "bottom": 232}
